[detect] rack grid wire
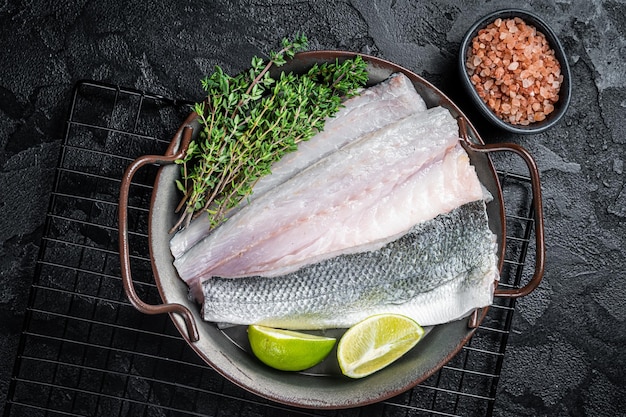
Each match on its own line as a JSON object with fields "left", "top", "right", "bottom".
{"left": 3, "top": 80, "right": 537, "bottom": 417}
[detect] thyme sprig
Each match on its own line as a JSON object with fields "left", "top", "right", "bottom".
{"left": 171, "top": 35, "right": 369, "bottom": 232}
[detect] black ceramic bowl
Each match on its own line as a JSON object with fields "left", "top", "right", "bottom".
{"left": 458, "top": 9, "right": 572, "bottom": 134}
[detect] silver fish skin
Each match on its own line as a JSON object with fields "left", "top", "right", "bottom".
{"left": 202, "top": 200, "right": 499, "bottom": 330}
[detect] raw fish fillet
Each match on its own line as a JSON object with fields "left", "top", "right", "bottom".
{"left": 169, "top": 73, "right": 427, "bottom": 258}
{"left": 173, "top": 106, "right": 485, "bottom": 300}
{"left": 202, "top": 201, "right": 499, "bottom": 329}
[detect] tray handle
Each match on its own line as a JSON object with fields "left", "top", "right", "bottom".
{"left": 459, "top": 118, "right": 546, "bottom": 299}
{"left": 118, "top": 126, "right": 200, "bottom": 342}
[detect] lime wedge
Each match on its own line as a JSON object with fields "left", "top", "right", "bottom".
{"left": 337, "top": 314, "right": 425, "bottom": 378}
{"left": 248, "top": 325, "right": 336, "bottom": 371}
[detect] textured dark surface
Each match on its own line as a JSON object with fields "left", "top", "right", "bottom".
{"left": 1, "top": 1, "right": 625, "bottom": 416}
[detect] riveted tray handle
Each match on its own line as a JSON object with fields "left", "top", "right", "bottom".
{"left": 118, "top": 126, "right": 200, "bottom": 342}
{"left": 460, "top": 118, "right": 546, "bottom": 299}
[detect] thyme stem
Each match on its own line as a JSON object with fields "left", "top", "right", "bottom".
{"left": 171, "top": 35, "right": 369, "bottom": 232}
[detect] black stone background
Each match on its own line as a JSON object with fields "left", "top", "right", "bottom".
{"left": 1, "top": 1, "right": 625, "bottom": 416}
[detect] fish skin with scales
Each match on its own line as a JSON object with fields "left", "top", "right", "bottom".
{"left": 202, "top": 200, "right": 499, "bottom": 330}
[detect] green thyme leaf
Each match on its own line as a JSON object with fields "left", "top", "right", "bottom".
{"left": 171, "top": 35, "right": 368, "bottom": 232}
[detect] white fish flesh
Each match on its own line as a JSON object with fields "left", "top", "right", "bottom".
{"left": 202, "top": 200, "right": 499, "bottom": 329}
{"left": 245, "top": 73, "right": 428, "bottom": 203}
{"left": 173, "top": 106, "right": 486, "bottom": 300}
{"left": 169, "top": 73, "right": 427, "bottom": 259}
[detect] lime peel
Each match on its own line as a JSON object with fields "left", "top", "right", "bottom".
{"left": 248, "top": 325, "right": 336, "bottom": 372}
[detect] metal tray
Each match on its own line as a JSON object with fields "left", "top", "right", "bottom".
{"left": 119, "top": 52, "right": 544, "bottom": 409}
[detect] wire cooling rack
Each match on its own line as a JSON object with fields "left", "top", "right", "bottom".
{"left": 3, "top": 80, "right": 537, "bottom": 417}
